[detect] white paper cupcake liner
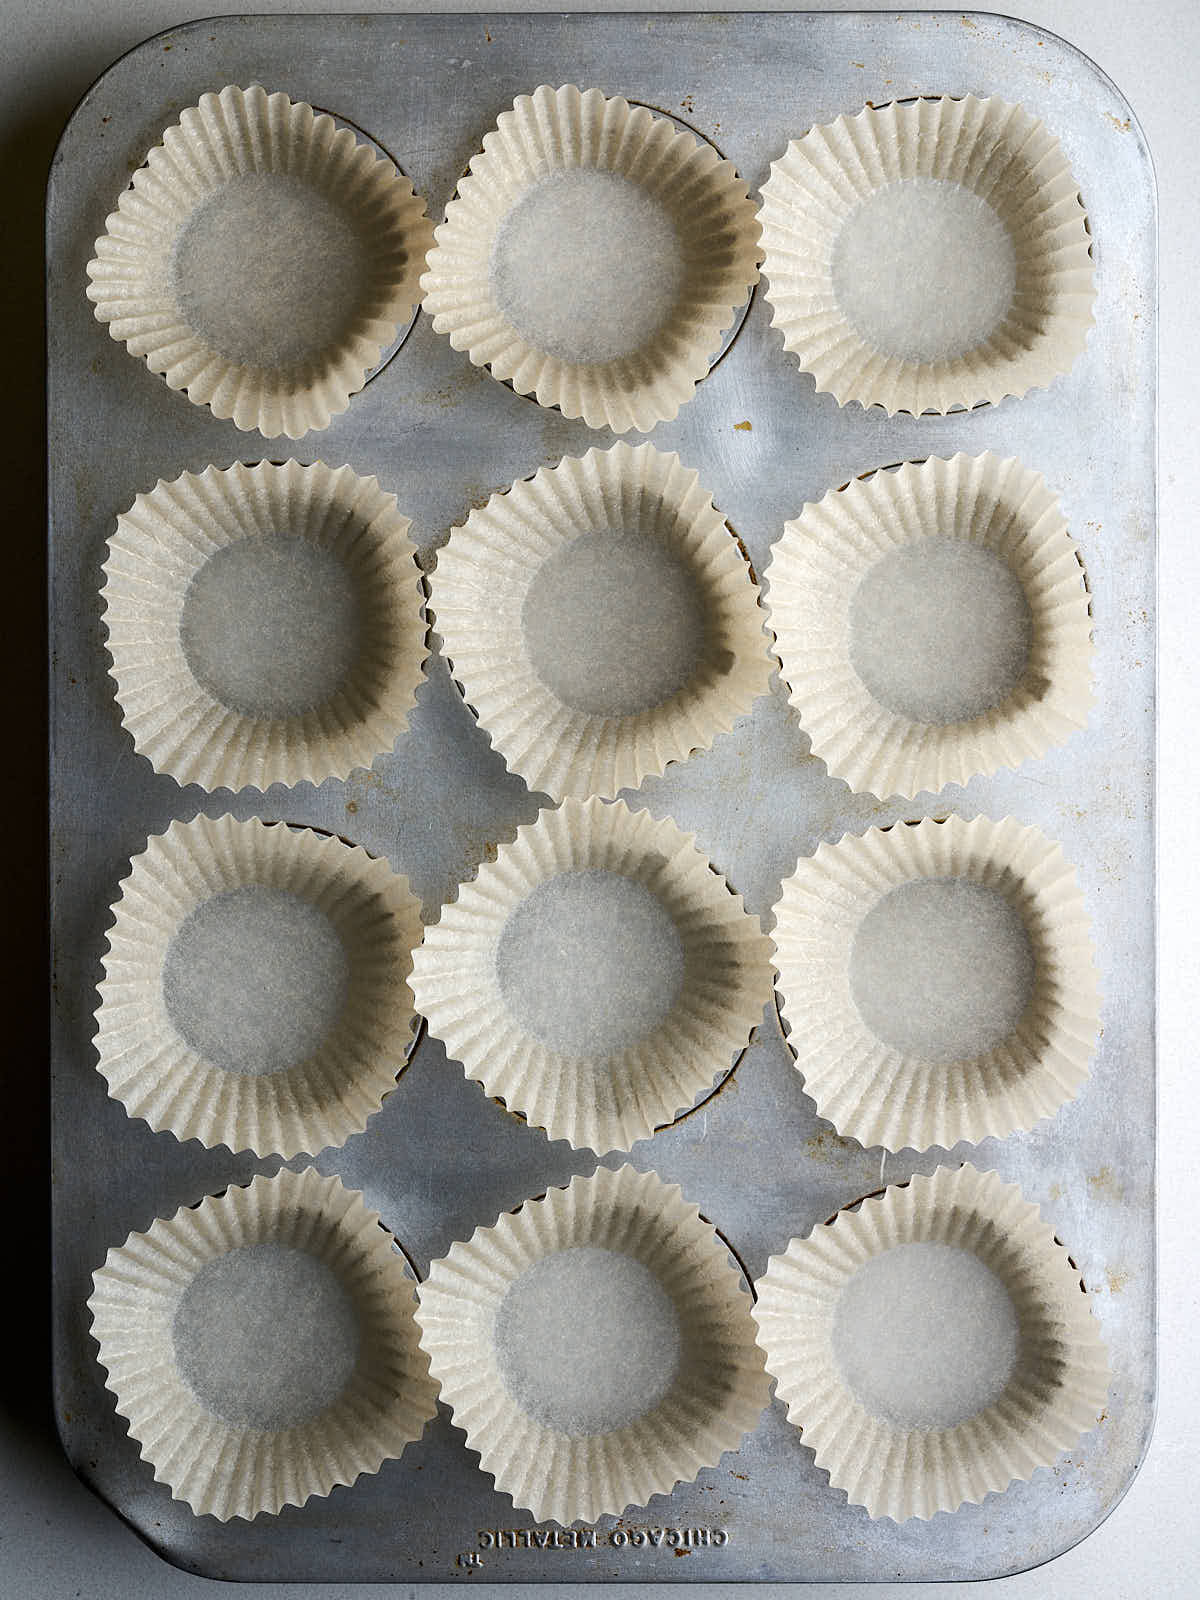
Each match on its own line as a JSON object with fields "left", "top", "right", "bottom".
{"left": 758, "top": 95, "right": 1095, "bottom": 414}
{"left": 430, "top": 441, "right": 773, "bottom": 800}
{"left": 772, "top": 815, "right": 1099, "bottom": 1153}
{"left": 764, "top": 453, "right": 1094, "bottom": 798}
{"left": 102, "top": 459, "right": 427, "bottom": 793}
{"left": 86, "top": 85, "right": 435, "bottom": 437}
{"left": 88, "top": 1168, "right": 439, "bottom": 1520}
{"left": 753, "top": 1164, "right": 1111, "bottom": 1521}
{"left": 94, "top": 815, "right": 423, "bottom": 1158}
{"left": 415, "top": 1165, "right": 769, "bottom": 1523}
{"left": 410, "top": 797, "right": 774, "bottom": 1153}
{"left": 420, "top": 83, "right": 761, "bottom": 432}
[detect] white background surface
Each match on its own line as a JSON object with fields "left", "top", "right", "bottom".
{"left": 7, "top": 3, "right": 1195, "bottom": 1597}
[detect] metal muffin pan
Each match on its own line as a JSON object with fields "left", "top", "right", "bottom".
{"left": 47, "top": 9, "right": 1155, "bottom": 1584}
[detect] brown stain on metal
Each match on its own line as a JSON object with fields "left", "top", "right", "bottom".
{"left": 728, "top": 529, "right": 757, "bottom": 585}
{"left": 448, "top": 824, "right": 503, "bottom": 893}
{"left": 805, "top": 1127, "right": 849, "bottom": 1163}
{"left": 1088, "top": 1165, "right": 1123, "bottom": 1199}
{"left": 1106, "top": 1267, "right": 1130, "bottom": 1294}
{"left": 414, "top": 368, "right": 484, "bottom": 411}
{"left": 458, "top": 480, "right": 513, "bottom": 515}
{"left": 1105, "top": 112, "right": 1131, "bottom": 133}
{"left": 489, "top": 1094, "right": 528, "bottom": 1127}
{"left": 734, "top": 419, "right": 752, "bottom": 432}
{"left": 657, "top": 1043, "right": 746, "bottom": 1132}
{"left": 345, "top": 800, "right": 358, "bottom": 814}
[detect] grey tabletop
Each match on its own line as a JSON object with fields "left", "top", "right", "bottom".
{"left": 10, "top": 2, "right": 1198, "bottom": 1599}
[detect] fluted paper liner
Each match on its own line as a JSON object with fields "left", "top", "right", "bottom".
{"left": 753, "top": 1165, "right": 1110, "bottom": 1521}
{"left": 102, "top": 460, "right": 427, "bottom": 793}
{"left": 411, "top": 797, "right": 774, "bottom": 1153}
{"left": 758, "top": 96, "right": 1095, "bottom": 414}
{"left": 430, "top": 442, "right": 773, "bottom": 800}
{"left": 772, "top": 815, "right": 1099, "bottom": 1153}
{"left": 765, "top": 453, "right": 1094, "bottom": 798}
{"left": 421, "top": 84, "right": 761, "bottom": 431}
{"left": 415, "top": 1166, "right": 769, "bottom": 1523}
{"left": 88, "top": 1168, "right": 438, "bottom": 1520}
{"left": 94, "top": 816, "right": 422, "bottom": 1157}
{"left": 86, "top": 85, "right": 434, "bottom": 437}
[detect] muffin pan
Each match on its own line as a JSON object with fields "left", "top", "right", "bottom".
{"left": 48, "top": 11, "right": 1155, "bottom": 1586}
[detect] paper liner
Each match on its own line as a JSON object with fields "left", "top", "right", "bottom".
{"left": 430, "top": 442, "right": 773, "bottom": 800}
{"left": 101, "top": 460, "right": 427, "bottom": 793}
{"left": 410, "top": 797, "right": 774, "bottom": 1153}
{"left": 764, "top": 453, "right": 1094, "bottom": 798}
{"left": 753, "top": 1164, "right": 1111, "bottom": 1521}
{"left": 758, "top": 96, "right": 1095, "bottom": 414}
{"left": 772, "top": 815, "right": 1099, "bottom": 1153}
{"left": 420, "top": 84, "right": 761, "bottom": 432}
{"left": 86, "top": 85, "right": 434, "bottom": 438}
{"left": 94, "top": 815, "right": 422, "bottom": 1157}
{"left": 88, "top": 1168, "right": 438, "bottom": 1520}
{"left": 415, "top": 1165, "right": 769, "bottom": 1523}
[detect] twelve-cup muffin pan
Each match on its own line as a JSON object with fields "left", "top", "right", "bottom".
{"left": 48, "top": 10, "right": 1155, "bottom": 1585}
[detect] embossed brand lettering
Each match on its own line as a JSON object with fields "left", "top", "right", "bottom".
{"left": 607, "top": 1526, "right": 730, "bottom": 1550}
{"left": 474, "top": 1524, "right": 726, "bottom": 1555}
{"left": 477, "top": 1527, "right": 598, "bottom": 1551}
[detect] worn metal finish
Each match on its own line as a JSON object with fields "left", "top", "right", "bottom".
{"left": 47, "top": 11, "right": 1155, "bottom": 1584}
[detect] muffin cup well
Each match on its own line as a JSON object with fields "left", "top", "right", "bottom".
{"left": 94, "top": 816, "right": 423, "bottom": 1158}
{"left": 86, "top": 85, "right": 435, "bottom": 437}
{"left": 753, "top": 1164, "right": 1110, "bottom": 1521}
{"left": 415, "top": 1165, "right": 770, "bottom": 1524}
{"left": 758, "top": 95, "right": 1095, "bottom": 414}
{"left": 430, "top": 441, "right": 773, "bottom": 800}
{"left": 421, "top": 83, "right": 761, "bottom": 432}
{"left": 772, "top": 814, "right": 1100, "bottom": 1153}
{"left": 88, "top": 1168, "right": 439, "bottom": 1520}
{"left": 410, "top": 797, "right": 774, "bottom": 1153}
{"left": 102, "top": 459, "right": 427, "bottom": 793}
{"left": 764, "top": 452, "right": 1094, "bottom": 798}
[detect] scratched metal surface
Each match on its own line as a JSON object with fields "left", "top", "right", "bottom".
{"left": 47, "top": 10, "right": 1156, "bottom": 1584}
